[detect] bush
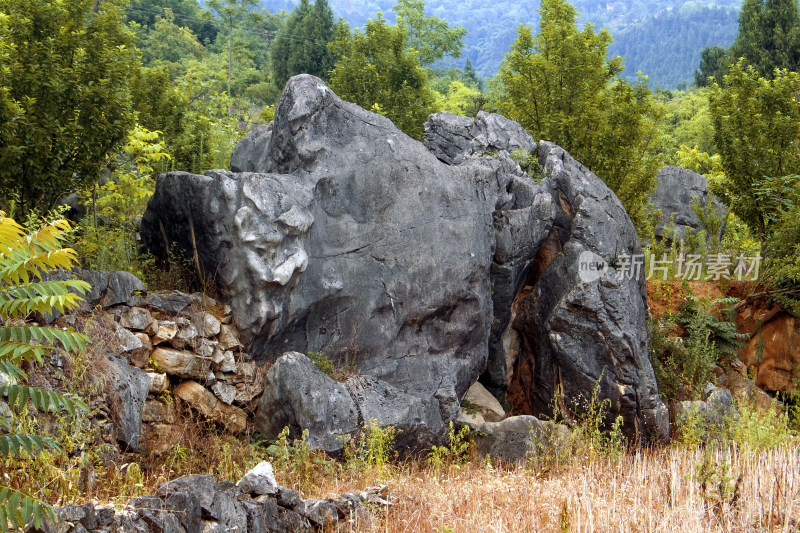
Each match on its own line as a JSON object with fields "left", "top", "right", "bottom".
{"left": 0, "top": 212, "right": 90, "bottom": 530}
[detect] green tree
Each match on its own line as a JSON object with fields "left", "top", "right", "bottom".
{"left": 271, "top": 0, "right": 335, "bottom": 88}
{"left": 207, "top": 0, "right": 259, "bottom": 96}
{"left": 392, "top": 0, "right": 467, "bottom": 66}
{"left": 694, "top": 45, "right": 731, "bottom": 87}
{"left": 0, "top": 0, "right": 140, "bottom": 214}
{"left": 729, "top": 0, "right": 800, "bottom": 78}
{"left": 498, "top": 0, "right": 661, "bottom": 227}
{"left": 708, "top": 59, "right": 800, "bottom": 241}
{"left": 126, "top": 0, "right": 218, "bottom": 44}
{"left": 328, "top": 16, "right": 435, "bottom": 140}
{"left": 0, "top": 212, "right": 89, "bottom": 532}
{"left": 140, "top": 9, "right": 207, "bottom": 79}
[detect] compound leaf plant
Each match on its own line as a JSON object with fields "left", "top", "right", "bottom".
{"left": 0, "top": 212, "right": 90, "bottom": 531}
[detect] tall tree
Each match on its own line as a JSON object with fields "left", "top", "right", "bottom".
{"left": 270, "top": 0, "right": 335, "bottom": 88}
{"left": 498, "top": 0, "right": 660, "bottom": 226}
{"left": 392, "top": 0, "right": 467, "bottom": 66}
{"left": 207, "top": 0, "right": 259, "bottom": 96}
{"left": 708, "top": 59, "right": 800, "bottom": 240}
{"left": 694, "top": 45, "right": 730, "bottom": 87}
{"left": 729, "top": 0, "right": 800, "bottom": 77}
{"left": 329, "top": 17, "right": 435, "bottom": 140}
{"left": 126, "top": 0, "right": 217, "bottom": 43}
{"left": 0, "top": 0, "right": 140, "bottom": 213}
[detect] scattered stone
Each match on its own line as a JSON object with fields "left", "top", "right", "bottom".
{"left": 462, "top": 381, "right": 505, "bottom": 423}
{"left": 141, "top": 400, "right": 175, "bottom": 424}
{"left": 129, "top": 333, "right": 153, "bottom": 368}
{"left": 105, "top": 355, "right": 150, "bottom": 450}
{"left": 237, "top": 461, "right": 278, "bottom": 496}
{"left": 217, "top": 324, "right": 242, "bottom": 351}
{"left": 151, "top": 320, "right": 178, "bottom": 345}
{"left": 212, "top": 382, "right": 236, "bottom": 405}
{"left": 110, "top": 322, "right": 143, "bottom": 354}
{"left": 120, "top": 307, "right": 154, "bottom": 331}
{"left": 147, "top": 372, "right": 169, "bottom": 394}
{"left": 254, "top": 352, "right": 358, "bottom": 453}
{"left": 175, "top": 380, "right": 247, "bottom": 433}
{"left": 188, "top": 311, "right": 222, "bottom": 338}
{"left": 151, "top": 347, "right": 212, "bottom": 380}
{"left": 473, "top": 415, "right": 572, "bottom": 463}
{"left": 145, "top": 292, "right": 193, "bottom": 314}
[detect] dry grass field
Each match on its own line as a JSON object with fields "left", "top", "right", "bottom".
{"left": 304, "top": 444, "right": 800, "bottom": 532}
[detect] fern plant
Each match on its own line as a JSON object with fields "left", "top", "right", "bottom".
{"left": 0, "top": 212, "right": 90, "bottom": 531}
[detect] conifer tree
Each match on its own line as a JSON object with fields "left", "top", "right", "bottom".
{"left": 729, "top": 0, "right": 800, "bottom": 77}
{"left": 271, "top": 0, "right": 335, "bottom": 88}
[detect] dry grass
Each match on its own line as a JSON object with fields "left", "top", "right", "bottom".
{"left": 303, "top": 444, "right": 800, "bottom": 532}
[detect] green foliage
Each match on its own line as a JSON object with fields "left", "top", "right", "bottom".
{"left": 0, "top": 213, "right": 90, "bottom": 531}
{"left": 497, "top": 0, "right": 661, "bottom": 229}
{"left": 729, "top": 0, "right": 800, "bottom": 79}
{"left": 139, "top": 9, "right": 208, "bottom": 80}
{"left": 207, "top": 0, "right": 260, "bottom": 96}
{"left": 677, "top": 295, "right": 747, "bottom": 394}
{"left": 126, "top": 0, "right": 218, "bottom": 44}
{"left": 694, "top": 45, "right": 731, "bottom": 87}
{"left": 656, "top": 88, "right": 716, "bottom": 165}
{"left": 708, "top": 61, "right": 800, "bottom": 241}
{"left": 0, "top": 0, "right": 140, "bottom": 213}
{"left": 329, "top": 16, "right": 435, "bottom": 140}
{"left": 763, "top": 203, "right": 800, "bottom": 313}
{"left": 350, "top": 419, "right": 396, "bottom": 476}
{"left": 393, "top": 0, "right": 466, "bottom": 65}
{"left": 570, "top": 376, "right": 625, "bottom": 458}
{"left": 428, "top": 422, "right": 470, "bottom": 470}
{"left": 648, "top": 315, "right": 684, "bottom": 400}
{"left": 271, "top": 0, "right": 336, "bottom": 88}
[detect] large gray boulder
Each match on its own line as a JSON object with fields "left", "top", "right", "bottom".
{"left": 652, "top": 165, "right": 727, "bottom": 243}
{"left": 254, "top": 352, "right": 444, "bottom": 453}
{"left": 142, "top": 75, "right": 668, "bottom": 444}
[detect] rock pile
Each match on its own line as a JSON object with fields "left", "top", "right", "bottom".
{"left": 53, "top": 270, "right": 260, "bottom": 452}
{"left": 28, "top": 462, "right": 387, "bottom": 533}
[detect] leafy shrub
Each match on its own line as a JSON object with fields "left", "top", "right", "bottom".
{"left": 428, "top": 422, "right": 471, "bottom": 471}
{"left": 0, "top": 212, "right": 90, "bottom": 530}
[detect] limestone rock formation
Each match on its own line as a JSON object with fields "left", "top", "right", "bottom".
{"left": 142, "top": 74, "right": 669, "bottom": 443}
{"left": 651, "top": 165, "right": 727, "bottom": 243}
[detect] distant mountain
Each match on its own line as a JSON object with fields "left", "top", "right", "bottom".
{"left": 258, "top": 0, "right": 740, "bottom": 88}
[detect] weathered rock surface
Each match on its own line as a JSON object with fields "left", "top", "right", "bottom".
{"left": 106, "top": 355, "right": 150, "bottom": 450}
{"left": 143, "top": 74, "right": 668, "bottom": 443}
{"left": 175, "top": 380, "right": 247, "bottom": 433}
{"left": 651, "top": 166, "right": 727, "bottom": 243}
{"left": 675, "top": 386, "right": 739, "bottom": 441}
{"left": 255, "top": 352, "right": 358, "bottom": 452}
{"left": 473, "top": 415, "right": 572, "bottom": 463}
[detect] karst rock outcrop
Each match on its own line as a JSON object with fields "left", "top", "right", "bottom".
{"left": 141, "top": 74, "right": 669, "bottom": 445}
{"left": 651, "top": 165, "right": 727, "bottom": 243}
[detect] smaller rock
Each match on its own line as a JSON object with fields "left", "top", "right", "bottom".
{"left": 463, "top": 382, "right": 505, "bottom": 423}
{"left": 175, "top": 380, "right": 247, "bottom": 433}
{"left": 236, "top": 461, "right": 278, "bottom": 495}
{"left": 217, "top": 324, "right": 242, "bottom": 350}
{"left": 152, "top": 347, "right": 212, "bottom": 380}
{"left": 188, "top": 312, "right": 222, "bottom": 338}
{"left": 212, "top": 382, "right": 236, "bottom": 405}
{"left": 110, "top": 322, "right": 143, "bottom": 354}
{"left": 218, "top": 350, "right": 236, "bottom": 373}
{"left": 99, "top": 271, "right": 146, "bottom": 308}
{"left": 145, "top": 292, "right": 193, "bottom": 314}
{"left": 142, "top": 400, "right": 175, "bottom": 424}
{"left": 190, "top": 292, "right": 217, "bottom": 307}
{"left": 474, "top": 415, "right": 572, "bottom": 463}
{"left": 168, "top": 317, "right": 200, "bottom": 350}
{"left": 152, "top": 321, "right": 178, "bottom": 345}
{"left": 129, "top": 333, "right": 153, "bottom": 368}
{"left": 147, "top": 373, "right": 169, "bottom": 394}
{"left": 194, "top": 338, "right": 218, "bottom": 358}
{"left": 234, "top": 381, "right": 262, "bottom": 404}
{"left": 298, "top": 500, "right": 338, "bottom": 528}
{"left": 120, "top": 307, "right": 154, "bottom": 331}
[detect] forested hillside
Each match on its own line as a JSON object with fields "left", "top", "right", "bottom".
{"left": 260, "top": 0, "right": 741, "bottom": 87}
